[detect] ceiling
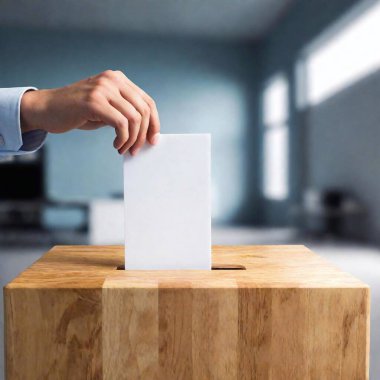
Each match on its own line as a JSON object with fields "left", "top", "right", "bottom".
{"left": 0, "top": 0, "right": 296, "bottom": 41}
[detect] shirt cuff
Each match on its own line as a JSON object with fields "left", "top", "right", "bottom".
{"left": 0, "top": 87, "right": 47, "bottom": 155}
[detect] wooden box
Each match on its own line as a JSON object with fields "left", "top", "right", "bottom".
{"left": 4, "top": 245, "right": 369, "bottom": 379}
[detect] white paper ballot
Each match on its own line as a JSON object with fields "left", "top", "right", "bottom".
{"left": 124, "top": 134, "right": 211, "bottom": 270}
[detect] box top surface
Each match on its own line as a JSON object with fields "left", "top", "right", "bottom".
{"left": 5, "top": 245, "right": 368, "bottom": 289}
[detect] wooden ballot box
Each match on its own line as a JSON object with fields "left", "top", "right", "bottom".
{"left": 4, "top": 246, "right": 370, "bottom": 379}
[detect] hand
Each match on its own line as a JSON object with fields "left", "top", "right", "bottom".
{"left": 20, "top": 70, "right": 160, "bottom": 155}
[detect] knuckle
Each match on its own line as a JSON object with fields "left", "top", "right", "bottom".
{"left": 86, "top": 89, "right": 103, "bottom": 107}
{"left": 114, "top": 70, "right": 124, "bottom": 78}
{"left": 147, "top": 97, "right": 156, "bottom": 109}
{"left": 95, "top": 77, "right": 108, "bottom": 88}
{"left": 124, "top": 132, "right": 130, "bottom": 141}
{"left": 102, "top": 70, "right": 115, "bottom": 79}
{"left": 116, "top": 118, "right": 128, "bottom": 131}
{"left": 141, "top": 104, "right": 150, "bottom": 117}
{"left": 129, "top": 112, "right": 142, "bottom": 125}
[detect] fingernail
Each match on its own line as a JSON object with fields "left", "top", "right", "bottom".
{"left": 131, "top": 148, "right": 140, "bottom": 156}
{"left": 151, "top": 133, "right": 160, "bottom": 145}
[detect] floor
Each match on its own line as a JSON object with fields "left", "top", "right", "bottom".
{"left": 1, "top": 228, "right": 379, "bottom": 378}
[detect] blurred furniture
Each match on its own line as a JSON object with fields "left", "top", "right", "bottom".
{"left": 0, "top": 200, "right": 89, "bottom": 230}
{"left": 89, "top": 199, "right": 124, "bottom": 244}
{"left": 292, "top": 188, "right": 366, "bottom": 238}
{"left": 0, "top": 199, "right": 89, "bottom": 245}
{"left": 5, "top": 245, "right": 369, "bottom": 379}
{"left": 0, "top": 149, "right": 89, "bottom": 244}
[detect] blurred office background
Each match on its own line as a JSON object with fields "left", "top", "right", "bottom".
{"left": 1, "top": 0, "right": 380, "bottom": 377}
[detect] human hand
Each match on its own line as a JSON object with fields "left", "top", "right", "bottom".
{"left": 20, "top": 70, "right": 160, "bottom": 155}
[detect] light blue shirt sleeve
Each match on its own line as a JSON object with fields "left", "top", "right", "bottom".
{"left": 0, "top": 87, "right": 47, "bottom": 156}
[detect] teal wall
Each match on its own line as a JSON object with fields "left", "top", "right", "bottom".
{"left": 0, "top": 28, "right": 259, "bottom": 225}
{"left": 0, "top": 0, "right": 371, "bottom": 229}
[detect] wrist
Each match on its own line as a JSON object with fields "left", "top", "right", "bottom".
{"left": 20, "top": 89, "right": 48, "bottom": 133}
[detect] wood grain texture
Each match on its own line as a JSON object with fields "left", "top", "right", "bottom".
{"left": 5, "top": 245, "right": 370, "bottom": 379}
{"left": 5, "top": 288, "right": 102, "bottom": 380}
{"left": 191, "top": 285, "right": 239, "bottom": 379}
{"left": 103, "top": 287, "right": 159, "bottom": 379}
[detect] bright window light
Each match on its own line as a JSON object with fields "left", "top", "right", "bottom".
{"left": 262, "top": 74, "right": 289, "bottom": 201}
{"left": 304, "top": 0, "right": 380, "bottom": 105}
{"left": 263, "top": 127, "right": 289, "bottom": 200}
{"left": 263, "top": 75, "right": 289, "bottom": 125}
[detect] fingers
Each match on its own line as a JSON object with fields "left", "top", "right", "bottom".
{"left": 113, "top": 71, "right": 161, "bottom": 146}
{"left": 114, "top": 123, "right": 130, "bottom": 152}
{"left": 146, "top": 101, "right": 160, "bottom": 145}
{"left": 119, "top": 84, "right": 150, "bottom": 155}
{"left": 129, "top": 114, "right": 149, "bottom": 156}
{"left": 109, "top": 95, "right": 142, "bottom": 154}
{"left": 87, "top": 70, "right": 160, "bottom": 155}
{"left": 89, "top": 101, "right": 130, "bottom": 149}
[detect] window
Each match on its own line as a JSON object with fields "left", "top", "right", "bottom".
{"left": 299, "top": 0, "right": 380, "bottom": 106}
{"left": 262, "top": 74, "right": 289, "bottom": 201}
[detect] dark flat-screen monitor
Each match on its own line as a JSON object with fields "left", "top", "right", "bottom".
{"left": 0, "top": 150, "right": 45, "bottom": 200}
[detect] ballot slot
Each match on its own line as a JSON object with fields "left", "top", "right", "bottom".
{"left": 116, "top": 264, "right": 246, "bottom": 270}
{"left": 211, "top": 264, "right": 246, "bottom": 270}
